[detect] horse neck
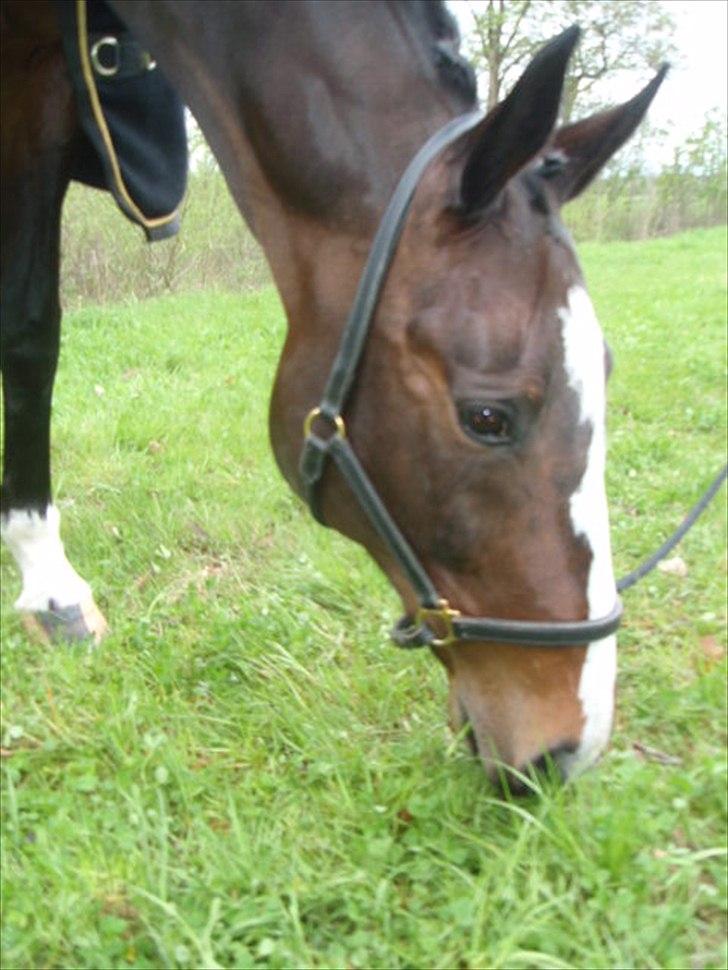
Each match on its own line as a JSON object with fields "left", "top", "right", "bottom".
{"left": 111, "top": 0, "right": 470, "bottom": 329}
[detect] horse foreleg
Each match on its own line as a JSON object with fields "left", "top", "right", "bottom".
{"left": 1, "top": 236, "right": 108, "bottom": 646}
{"left": 1, "top": 13, "right": 108, "bottom": 645}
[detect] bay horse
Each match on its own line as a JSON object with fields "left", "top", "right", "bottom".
{"left": 0, "top": 0, "right": 666, "bottom": 785}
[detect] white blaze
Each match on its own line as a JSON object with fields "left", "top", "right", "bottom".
{"left": 559, "top": 286, "right": 617, "bottom": 777}
{"left": 1, "top": 505, "right": 92, "bottom": 612}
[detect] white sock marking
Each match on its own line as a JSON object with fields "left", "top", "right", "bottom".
{"left": 559, "top": 286, "right": 618, "bottom": 777}
{"left": 1, "top": 506, "right": 92, "bottom": 612}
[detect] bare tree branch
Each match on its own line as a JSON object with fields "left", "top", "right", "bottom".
{"left": 464, "top": 0, "right": 676, "bottom": 120}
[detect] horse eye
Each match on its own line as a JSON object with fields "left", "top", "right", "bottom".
{"left": 458, "top": 403, "right": 513, "bottom": 444}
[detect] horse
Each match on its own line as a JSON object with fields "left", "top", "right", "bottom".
{"left": 0, "top": 0, "right": 666, "bottom": 787}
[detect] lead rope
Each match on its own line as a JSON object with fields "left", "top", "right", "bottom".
{"left": 391, "top": 464, "right": 727, "bottom": 648}
{"left": 616, "top": 462, "right": 727, "bottom": 592}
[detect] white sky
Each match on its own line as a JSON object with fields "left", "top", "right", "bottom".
{"left": 652, "top": 1, "right": 727, "bottom": 133}
{"left": 448, "top": 0, "right": 727, "bottom": 162}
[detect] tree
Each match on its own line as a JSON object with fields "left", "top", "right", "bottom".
{"left": 466, "top": 1, "right": 536, "bottom": 111}
{"left": 464, "top": 0, "right": 676, "bottom": 121}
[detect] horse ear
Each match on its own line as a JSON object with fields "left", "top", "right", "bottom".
{"left": 545, "top": 65, "right": 669, "bottom": 203}
{"left": 458, "top": 26, "right": 580, "bottom": 217}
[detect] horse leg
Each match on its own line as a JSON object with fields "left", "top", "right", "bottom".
{"left": 0, "top": 200, "right": 109, "bottom": 646}
{"left": 1, "top": 10, "right": 108, "bottom": 645}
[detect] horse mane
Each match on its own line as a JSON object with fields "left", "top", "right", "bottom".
{"left": 406, "top": 0, "right": 478, "bottom": 106}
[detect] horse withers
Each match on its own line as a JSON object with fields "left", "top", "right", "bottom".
{"left": 0, "top": 1, "right": 666, "bottom": 786}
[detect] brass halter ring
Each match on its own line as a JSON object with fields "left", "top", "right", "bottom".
{"left": 303, "top": 407, "right": 347, "bottom": 441}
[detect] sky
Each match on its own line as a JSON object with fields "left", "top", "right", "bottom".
{"left": 448, "top": 0, "right": 727, "bottom": 164}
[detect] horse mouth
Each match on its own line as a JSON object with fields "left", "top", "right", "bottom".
{"left": 456, "top": 700, "right": 576, "bottom": 793}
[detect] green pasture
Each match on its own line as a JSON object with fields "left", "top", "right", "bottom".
{"left": 1, "top": 227, "right": 726, "bottom": 969}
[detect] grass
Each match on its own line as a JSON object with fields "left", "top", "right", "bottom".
{"left": 1, "top": 226, "right": 726, "bottom": 969}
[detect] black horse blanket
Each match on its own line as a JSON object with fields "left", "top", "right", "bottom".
{"left": 56, "top": 0, "right": 188, "bottom": 241}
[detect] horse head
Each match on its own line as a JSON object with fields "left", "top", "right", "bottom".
{"left": 271, "top": 28, "right": 666, "bottom": 787}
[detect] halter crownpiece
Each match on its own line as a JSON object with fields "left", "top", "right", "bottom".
{"left": 299, "top": 111, "right": 726, "bottom": 651}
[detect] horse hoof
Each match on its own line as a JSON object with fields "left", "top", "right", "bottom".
{"left": 21, "top": 599, "right": 109, "bottom": 646}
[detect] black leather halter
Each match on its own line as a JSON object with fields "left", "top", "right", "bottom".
{"left": 298, "top": 111, "right": 719, "bottom": 650}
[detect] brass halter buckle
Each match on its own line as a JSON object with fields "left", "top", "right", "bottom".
{"left": 303, "top": 407, "right": 347, "bottom": 441}
{"left": 415, "top": 599, "right": 461, "bottom": 647}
